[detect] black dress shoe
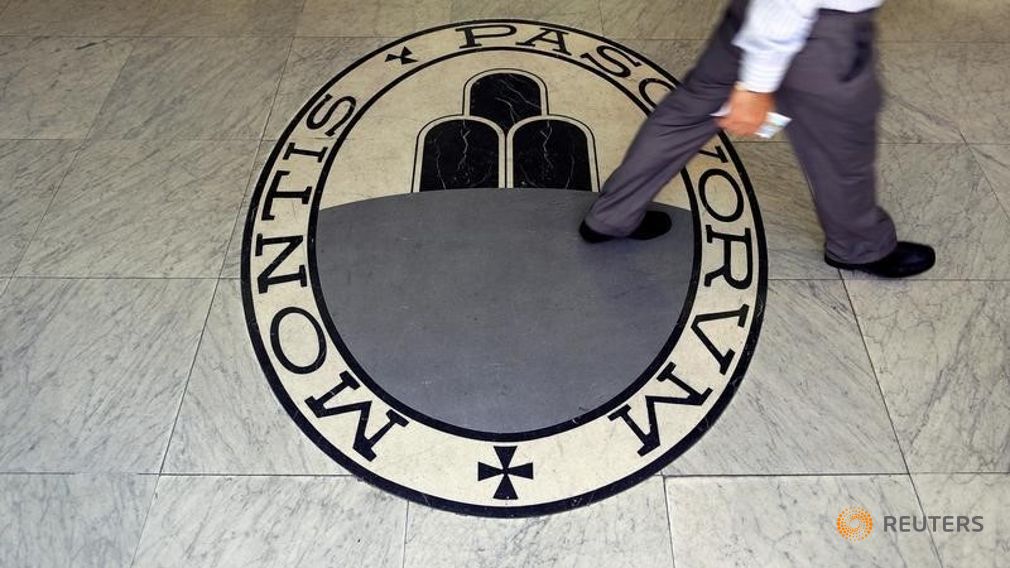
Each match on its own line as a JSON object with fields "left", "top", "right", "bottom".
{"left": 825, "top": 241, "right": 935, "bottom": 278}
{"left": 580, "top": 211, "right": 672, "bottom": 243}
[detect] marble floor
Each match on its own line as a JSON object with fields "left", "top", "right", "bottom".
{"left": 1, "top": 0, "right": 1008, "bottom": 566}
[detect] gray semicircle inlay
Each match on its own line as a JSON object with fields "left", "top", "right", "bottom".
{"left": 314, "top": 189, "right": 695, "bottom": 434}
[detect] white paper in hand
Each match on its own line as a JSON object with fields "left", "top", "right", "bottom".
{"left": 709, "top": 105, "right": 791, "bottom": 139}
{"left": 756, "top": 112, "right": 791, "bottom": 139}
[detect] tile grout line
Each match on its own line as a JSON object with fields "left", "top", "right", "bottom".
{"left": 839, "top": 278, "right": 945, "bottom": 567}
{"left": 79, "top": 34, "right": 138, "bottom": 141}
{"left": 128, "top": 473, "right": 163, "bottom": 568}
{"left": 216, "top": 143, "right": 268, "bottom": 281}
{"left": 661, "top": 478, "right": 679, "bottom": 568}
{"left": 662, "top": 471, "right": 916, "bottom": 479}
{"left": 8, "top": 141, "right": 86, "bottom": 279}
{"left": 8, "top": 33, "right": 139, "bottom": 279}
{"left": 9, "top": 275, "right": 221, "bottom": 281}
{"left": 968, "top": 146, "right": 1010, "bottom": 224}
{"left": 212, "top": 31, "right": 298, "bottom": 281}
{"left": 256, "top": 34, "right": 297, "bottom": 144}
{"left": 8, "top": 470, "right": 1006, "bottom": 478}
{"left": 905, "top": 474, "right": 947, "bottom": 568}
{"left": 155, "top": 278, "right": 221, "bottom": 475}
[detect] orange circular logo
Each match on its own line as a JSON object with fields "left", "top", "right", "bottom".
{"left": 836, "top": 506, "right": 874, "bottom": 542}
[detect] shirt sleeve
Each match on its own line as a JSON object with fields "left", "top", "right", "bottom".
{"left": 732, "top": 0, "right": 820, "bottom": 92}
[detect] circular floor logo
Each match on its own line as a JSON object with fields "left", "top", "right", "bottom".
{"left": 242, "top": 20, "right": 767, "bottom": 516}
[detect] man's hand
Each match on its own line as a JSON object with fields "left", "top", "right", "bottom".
{"left": 717, "top": 88, "right": 775, "bottom": 137}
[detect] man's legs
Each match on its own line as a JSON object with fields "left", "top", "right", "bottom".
{"left": 775, "top": 10, "right": 897, "bottom": 264}
{"left": 582, "top": 1, "right": 746, "bottom": 237}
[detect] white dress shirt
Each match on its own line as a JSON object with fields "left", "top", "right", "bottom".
{"left": 733, "top": 0, "right": 884, "bottom": 92}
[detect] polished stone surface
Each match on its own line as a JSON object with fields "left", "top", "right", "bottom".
{"left": 0, "top": 140, "right": 78, "bottom": 276}
{"left": 163, "top": 281, "right": 345, "bottom": 474}
{"left": 221, "top": 140, "right": 272, "bottom": 279}
{"left": 601, "top": 0, "right": 725, "bottom": 40}
{"left": 848, "top": 281, "right": 1010, "bottom": 473}
{"left": 297, "top": 0, "right": 451, "bottom": 37}
{"left": 0, "top": 37, "right": 133, "bottom": 139}
{"left": 141, "top": 0, "right": 303, "bottom": 37}
{"left": 0, "top": 0, "right": 157, "bottom": 36}
{"left": 264, "top": 37, "right": 389, "bottom": 139}
{"left": 665, "top": 280, "right": 903, "bottom": 476}
{"left": 620, "top": 39, "right": 706, "bottom": 79}
{"left": 132, "top": 476, "right": 405, "bottom": 568}
{"left": 0, "top": 0, "right": 1005, "bottom": 564}
{"left": 878, "top": 0, "right": 1010, "bottom": 42}
{"left": 665, "top": 475, "right": 941, "bottom": 567}
{"left": 879, "top": 42, "right": 1010, "bottom": 144}
{"left": 450, "top": 0, "right": 603, "bottom": 33}
{"left": 90, "top": 37, "right": 289, "bottom": 140}
{"left": 0, "top": 474, "right": 156, "bottom": 567}
{"left": 0, "top": 278, "right": 214, "bottom": 472}
{"left": 854, "top": 144, "right": 1010, "bottom": 280}
{"left": 914, "top": 474, "right": 1010, "bottom": 567}
{"left": 18, "top": 140, "right": 255, "bottom": 278}
{"left": 973, "top": 144, "right": 1010, "bottom": 214}
{"left": 404, "top": 477, "right": 673, "bottom": 568}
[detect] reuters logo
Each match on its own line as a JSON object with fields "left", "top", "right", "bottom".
{"left": 837, "top": 507, "right": 874, "bottom": 542}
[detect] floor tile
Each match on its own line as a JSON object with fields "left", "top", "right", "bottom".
{"left": 264, "top": 37, "right": 389, "bottom": 139}
{"left": 972, "top": 144, "right": 1010, "bottom": 215}
{"left": 733, "top": 143, "right": 840, "bottom": 279}
{"left": 0, "top": 0, "right": 157, "bottom": 36}
{"left": 0, "top": 473, "right": 156, "bottom": 568}
{"left": 449, "top": 0, "right": 603, "bottom": 33}
{"left": 665, "top": 476, "right": 940, "bottom": 568}
{"left": 0, "top": 140, "right": 79, "bottom": 277}
{"left": 297, "top": 0, "right": 451, "bottom": 37}
{"left": 847, "top": 281, "right": 1010, "bottom": 473}
{"left": 878, "top": 0, "right": 1010, "bottom": 42}
{"left": 404, "top": 477, "right": 673, "bottom": 568}
{"left": 848, "top": 144, "right": 1010, "bottom": 280}
{"left": 163, "top": 281, "right": 344, "bottom": 474}
{"left": 879, "top": 43, "right": 1010, "bottom": 144}
{"left": 141, "top": 0, "right": 303, "bottom": 37}
{"left": 877, "top": 46, "right": 963, "bottom": 143}
{"left": 0, "top": 37, "right": 133, "bottom": 139}
{"left": 18, "top": 140, "right": 255, "bottom": 278}
{"left": 132, "top": 475, "right": 405, "bottom": 568}
{"left": 90, "top": 37, "right": 289, "bottom": 140}
{"left": 913, "top": 474, "right": 1009, "bottom": 567}
{"left": 665, "top": 280, "right": 903, "bottom": 475}
{"left": 601, "top": 0, "right": 725, "bottom": 40}
{"left": 0, "top": 278, "right": 215, "bottom": 472}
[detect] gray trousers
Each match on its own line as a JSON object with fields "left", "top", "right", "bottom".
{"left": 584, "top": 0, "right": 897, "bottom": 264}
